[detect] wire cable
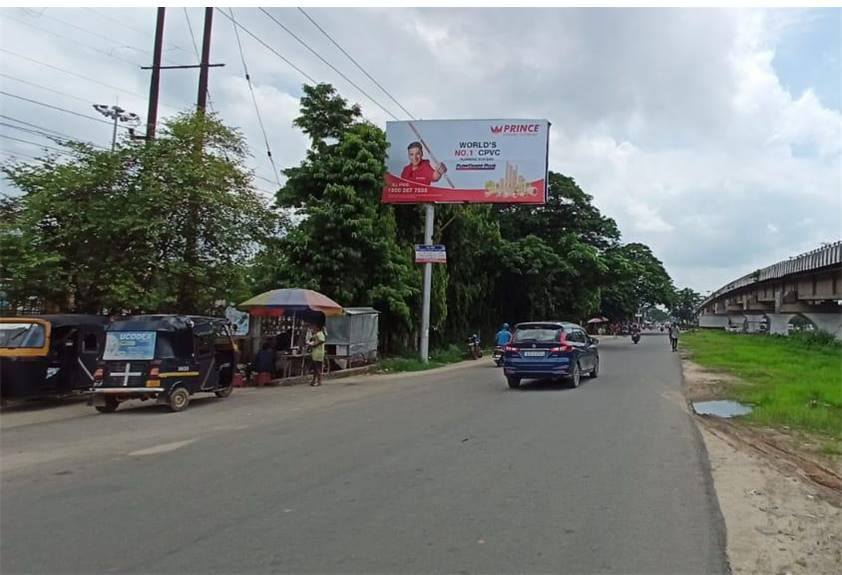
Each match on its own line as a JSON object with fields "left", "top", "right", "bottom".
{"left": 229, "top": 8, "right": 281, "bottom": 187}
{"left": 0, "top": 73, "right": 93, "bottom": 106}
{"left": 214, "top": 8, "right": 317, "bottom": 84}
{"left": 2, "top": 13, "right": 145, "bottom": 68}
{"left": 297, "top": 8, "right": 415, "bottom": 119}
{"left": 258, "top": 8, "right": 400, "bottom": 120}
{"left": 0, "top": 133, "right": 72, "bottom": 155}
{"left": 0, "top": 119, "right": 109, "bottom": 150}
{"left": 84, "top": 8, "right": 191, "bottom": 55}
{"left": 0, "top": 48, "right": 146, "bottom": 99}
{"left": 0, "top": 91, "right": 139, "bottom": 131}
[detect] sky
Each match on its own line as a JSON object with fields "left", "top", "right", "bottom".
{"left": 0, "top": 7, "right": 840, "bottom": 294}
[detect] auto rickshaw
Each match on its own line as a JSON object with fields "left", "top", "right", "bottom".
{"left": 90, "top": 315, "right": 238, "bottom": 413}
{"left": 0, "top": 315, "right": 109, "bottom": 402}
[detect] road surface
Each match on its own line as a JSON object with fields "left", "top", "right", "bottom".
{"left": 1, "top": 335, "right": 728, "bottom": 574}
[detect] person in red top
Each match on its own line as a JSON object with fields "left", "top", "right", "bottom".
{"left": 400, "top": 141, "right": 447, "bottom": 185}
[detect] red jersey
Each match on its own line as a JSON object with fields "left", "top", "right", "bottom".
{"left": 400, "top": 160, "right": 436, "bottom": 186}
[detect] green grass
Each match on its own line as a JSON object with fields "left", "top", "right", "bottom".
{"left": 377, "top": 344, "right": 468, "bottom": 373}
{"left": 682, "top": 330, "right": 842, "bottom": 439}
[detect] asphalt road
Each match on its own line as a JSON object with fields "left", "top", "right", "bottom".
{"left": 1, "top": 334, "right": 728, "bottom": 574}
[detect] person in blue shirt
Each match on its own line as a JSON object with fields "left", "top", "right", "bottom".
{"left": 495, "top": 323, "right": 513, "bottom": 346}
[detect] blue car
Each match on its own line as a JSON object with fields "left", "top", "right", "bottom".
{"left": 502, "top": 321, "right": 599, "bottom": 389}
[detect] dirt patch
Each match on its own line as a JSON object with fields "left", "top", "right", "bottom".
{"left": 682, "top": 358, "right": 842, "bottom": 574}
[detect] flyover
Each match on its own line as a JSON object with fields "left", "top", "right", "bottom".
{"left": 697, "top": 241, "right": 842, "bottom": 338}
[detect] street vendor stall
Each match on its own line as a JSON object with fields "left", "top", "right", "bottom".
{"left": 237, "top": 289, "right": 344, "bottom": 381}
{"left": 325, "top": 307, "right": 379, "bottom": 371}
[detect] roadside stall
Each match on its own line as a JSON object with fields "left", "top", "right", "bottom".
{"left": 237, "top": 289, "right": 344, "bottom": 382}
{"left": 325, "top": 307, "right": 379, "bottom": 372}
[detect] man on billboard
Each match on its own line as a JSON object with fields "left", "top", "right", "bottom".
{"left": 400, "top": 141, "right": 447, "bottom": 186}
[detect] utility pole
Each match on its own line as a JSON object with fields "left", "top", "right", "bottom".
{"left": 146, "top": 7, "right": 165, "bottom": 140}
{"left": 420, "top": 204, "right": 435, "bottom": 362}
{"left": 196, "top": 7, "right": 213, "bottom": 113}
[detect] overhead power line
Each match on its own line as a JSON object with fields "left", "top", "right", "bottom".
{"left": 258, "top": 8, "right": 400, "bottom": 120}
{"left": 0, "top": 133, "right": 71, "bottom": 155}
{"left": 297, "top": 8, "right": 415, "bottom": 120}
{"left": 0, "top": 118, "right": 109, "bottom": 150}
{"left": 84, "top": 8, "right": 191, "bottom": 54}
{"left": 0, "top": 73, "right": 93, "bottom": 106}
{"left": 3, "top": 13, "right": 144, "bottom": 68}
{"left": 0, "top": 91, "right": 139, "bottom": 132}
{"left": 214, "top": 8, "right": 316, "bottom": 84}
{"left": 229, "top": 8, "right": 281, "bottom": 187}
{"left": 0, "top": 48, "right": 146, "bottom": 99}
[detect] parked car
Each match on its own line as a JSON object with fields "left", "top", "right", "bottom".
{"left": 1, "top": 315, "right": 108, "bottom": 402}
{"left": 502, "top": 321, "right": 599, "bottom": 389}
{"left": 90, "top": 315, "right": 238, "bottom": 413}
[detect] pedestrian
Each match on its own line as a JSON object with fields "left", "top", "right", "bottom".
{"left": 252, "top": 341, "right": 275, "bottom": 387}
{"left": 308, "top": 322, "right": 326, "bottom": 387}
{"left": 669, "top": 322, "right": 680, "bottom": 352}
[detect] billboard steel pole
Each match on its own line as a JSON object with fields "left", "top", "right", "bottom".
{"left": 420, "top": 203, "right": 435, "bottom": 363}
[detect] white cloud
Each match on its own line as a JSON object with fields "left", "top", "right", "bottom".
{"left": 1, "top": 7, "right": 839, "bottom": 293}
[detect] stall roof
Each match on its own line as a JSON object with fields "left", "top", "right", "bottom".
{"left": 344, "top": 307, "right": 380, "bottom": 315}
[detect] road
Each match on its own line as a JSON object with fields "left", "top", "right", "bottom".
{"left": 1, "top": 334, "right": 728, "bottom": 574}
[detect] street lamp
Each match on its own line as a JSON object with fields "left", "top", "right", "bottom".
{"left": 92, "top": 105, "right": 141, "bottom": 151}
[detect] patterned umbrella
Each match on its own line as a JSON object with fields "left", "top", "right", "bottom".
{"left": 237, "top": 289, "right": 344, "bottom": 317}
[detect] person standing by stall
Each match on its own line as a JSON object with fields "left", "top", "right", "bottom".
{"left": 252, "top": 341, "right": 275, "bottom": 386}
{"left": 309, "top": 323, "right": 326, "bottom": 387}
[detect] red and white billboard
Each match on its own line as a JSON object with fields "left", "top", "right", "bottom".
{"left": 382, "top": 119, "right": 550, "bottom": 204}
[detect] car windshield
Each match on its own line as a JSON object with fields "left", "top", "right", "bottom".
{"left": 103, "top": 331, "right": 157, "bottom": 360}
{"left": 513, "top": 327, "right": 563, "bottom": 343}
{"left": 0, "top": 322, "right": 46, "bottom": 348}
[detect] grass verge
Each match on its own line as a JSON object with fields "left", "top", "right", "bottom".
{"left": 682, "top": 330, "right": 842, "bottom": 440}
{"left": 377, "top": 344, "right": 468, "bottom": 373}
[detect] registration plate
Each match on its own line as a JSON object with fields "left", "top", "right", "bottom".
{"left": 523, "top": 350, "right": 545, "bottom": 357}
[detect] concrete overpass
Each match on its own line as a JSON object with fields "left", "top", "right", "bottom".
{"left": 697, "top": 241, "right": 842, "bottom": 338}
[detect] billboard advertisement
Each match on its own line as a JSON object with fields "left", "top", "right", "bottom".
{"left": 382, "top": 119, "right": 549, "bottom": 204}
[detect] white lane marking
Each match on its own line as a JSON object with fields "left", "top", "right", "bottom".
{"left": 128, "top": 439, "right": 197, "bottom": 457}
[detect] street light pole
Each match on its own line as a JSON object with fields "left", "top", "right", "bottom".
{"left": 92, "top": 105, "right": 141, "bottom": 151}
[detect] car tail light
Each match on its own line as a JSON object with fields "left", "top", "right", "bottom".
{"left": 149, "top": 367, "right": 160, "bottom": 378}
{"left": 504, "top": 345, "right": 517, "bottom": 353}
{"left": 93, "top": 368, "right": 104, "bottom": 381}
{"left": 550, "top": 344, "right": 572, "bottom": 354}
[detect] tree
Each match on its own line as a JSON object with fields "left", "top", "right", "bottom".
{"left": 0, "top": 112, "right": 278, "bottom": 314}
{"left": 671, "top": 287, "right": 703, "bottom": 324}
{"left": 600, "top": 243, "right": 675, "bottom": 320}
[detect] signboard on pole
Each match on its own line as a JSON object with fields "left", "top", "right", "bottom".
{"left": 383, "top": 119, "right": 550, "bottom": 204}
{"left": 415, "top": 244, "right": 447, "bottom": 264}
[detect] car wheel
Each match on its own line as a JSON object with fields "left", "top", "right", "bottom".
{"left": 590, "top": 357, "right": 599, "bottom": 378}
{"left": 168, "top": 387, "right": 190, "bottom": 412}
{"left": 214, "top": 382, "right": 234, "bottom": 398}
{"left": 95, "top": 397, "right": 119, "bottom": 413}
{"left": 507, "top": 376, "right": 521, "bottom": 389}
{"left": 569, "top": 362, "right": 581, "bottom": 388}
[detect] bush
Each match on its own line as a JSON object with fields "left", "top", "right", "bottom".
{"left": 787, "top": 329, "right": 840, "bottom": 350}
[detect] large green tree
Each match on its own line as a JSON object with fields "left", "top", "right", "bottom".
{"left": 1, "top": 112, "right": 278, "bottom": 314}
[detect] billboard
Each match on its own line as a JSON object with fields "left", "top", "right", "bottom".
{"left": 383, "top": 119, "right": 549, "bottom": 204}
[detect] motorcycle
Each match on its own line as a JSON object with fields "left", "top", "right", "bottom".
{"left": 632, "top": 332, "right": 641, "bottom": 344}
{"left": 466, "top": 334, "right": 482, "bottom": 360}
{"left": 492, "top": 346, "right": 505, "bottom": 367}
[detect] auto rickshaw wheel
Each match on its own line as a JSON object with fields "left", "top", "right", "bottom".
{"left": 168, "top": 387, "right": 190, "bottom": 412}
{"left": 214, "top": 382, "right": 234, "bottom": 398}
{"left": 95, "top": 397, "right": 119, "bottom": 413}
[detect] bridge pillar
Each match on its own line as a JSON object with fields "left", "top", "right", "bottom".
{"left": 767, "top": 313, "right": 793, "bottom": 335}
{"left": 802, "top": 312, "right": 842, "bottom": 339}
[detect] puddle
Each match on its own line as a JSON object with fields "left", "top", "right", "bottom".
{"left": 692, "top": 400, "right": 753, "bottom": 418}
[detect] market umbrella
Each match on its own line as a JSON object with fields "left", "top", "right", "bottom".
{"left": 237, "top": 288, "right": 344, "bottom": 317}
{"left": 238, "top": 289, "right": 344, "bottom": 351}
{"left": 587, "top": 317, "right": 609, "bottom": 324}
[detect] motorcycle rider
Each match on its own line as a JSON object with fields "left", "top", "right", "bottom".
{"left": 495, "top": 323, "right": 513, "bottom": 347}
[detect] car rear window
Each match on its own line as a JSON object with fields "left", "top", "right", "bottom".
{"left": 513, "top": 327, "right": 564, "bottom": 343}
